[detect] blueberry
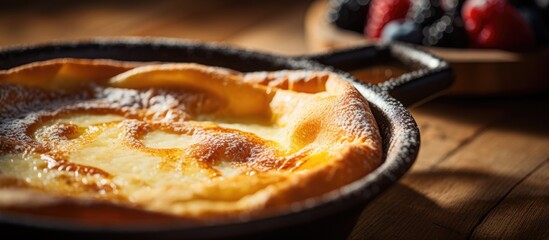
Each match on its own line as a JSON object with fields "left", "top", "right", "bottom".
{"left": 407, "top": 0, "right": 444, "bottom": 27}
{"left": 519, "top": 7, "right": 549, "bottom": 45}
{"left": 381, "top": 20, "right": 423, "bottom": 44}
{"left": 328, "top": 0, "right": 371, "bottom": 33}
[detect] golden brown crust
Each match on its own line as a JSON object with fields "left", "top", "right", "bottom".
{"left": 0, "top": 59, "right": 382, "bottom": 225}
{"left": 0, "top": 58, "right": 143, "bottom": 89}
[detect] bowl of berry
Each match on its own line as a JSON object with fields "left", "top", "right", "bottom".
{"left": 306, "top": 0, "right": 549, "bottom": 95}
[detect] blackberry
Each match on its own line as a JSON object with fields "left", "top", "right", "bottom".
{"left": 440, "top": 0, "right": 465, "bottom": 15}
{"left": 407, "top": 0, "right": 444, "bottom": 27}
{"left": 537, "top": 0, "right": 549, "bottom": 28}
{"left": 519, "top": 7, "right": 549, "bottom": 45}
{"left": 328, "top": 0, "right": 371, "bottom": 33}
{"left": 535, "top": 0, "right": 549, "bottom": 11}
{"left": 422, "top": 15, "right": 468, "bottom": 47}
{"left": 507, "top": 0, "right": 537, "bottom": 8}
{"left": 507, "top": 0, "right": 549, "bottom": 45}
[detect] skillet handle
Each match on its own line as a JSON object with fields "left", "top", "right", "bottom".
{"left": 305, "top": 43, "right": 453, "bottom": 107}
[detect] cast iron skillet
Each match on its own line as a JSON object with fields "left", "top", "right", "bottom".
{"left": 0, "top": 38, "right": 452, "bottom": 239}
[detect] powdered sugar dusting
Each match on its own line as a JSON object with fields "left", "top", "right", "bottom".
{"left": 0, "top": 83, "right": 220, "bottom": 153}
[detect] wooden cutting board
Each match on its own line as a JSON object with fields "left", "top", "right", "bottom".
{"left": 305, "top": 0, "right": 549, "bottom": 95}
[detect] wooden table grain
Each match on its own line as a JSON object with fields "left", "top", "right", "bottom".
{"left": 1, "top": 1, "right": 547, "bottom": 239}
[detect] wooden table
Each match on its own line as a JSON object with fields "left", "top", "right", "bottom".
{"left": 1, "top": 0, "right": 547, "bottom": 239}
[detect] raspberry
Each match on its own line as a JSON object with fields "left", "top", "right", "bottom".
{"left": 365, "top": 0, "right": 411, "bottom": 39}
{"left": 462, "top": 0, "right": 536, "bottom": 50}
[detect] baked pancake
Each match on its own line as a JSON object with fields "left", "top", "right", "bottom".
{"left": 0, "top": 59, "right": 382, "bottom": 225}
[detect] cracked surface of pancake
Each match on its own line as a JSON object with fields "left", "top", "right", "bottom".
{"left": 0, "top": 59, "right": 382, "bottom": 224}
